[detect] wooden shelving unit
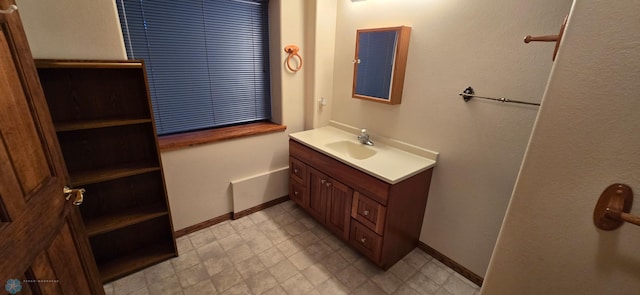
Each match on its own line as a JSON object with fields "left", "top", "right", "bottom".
{"left": 35, "top": 60, "right": 177, "bottom": 283}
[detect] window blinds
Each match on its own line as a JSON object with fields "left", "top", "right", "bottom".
{"left": 116, "top": 0, "right": 271, "bottom": 135}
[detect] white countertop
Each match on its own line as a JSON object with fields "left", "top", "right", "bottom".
{"left": 289, "top": 122, "right": 438, "bottom": 184}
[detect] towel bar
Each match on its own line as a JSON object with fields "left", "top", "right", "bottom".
{"left": 458, "top": 86, "right": 540, "bottom": 106}
{"left": 524, "top": 15, "right": 568, "bottom": 61}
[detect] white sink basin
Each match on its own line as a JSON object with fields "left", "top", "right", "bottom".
{"left": 289, "top": 123, "right": 438, "bottom": 184}
{"left": 325, "top": 140, "right": 377, "bottom": 160}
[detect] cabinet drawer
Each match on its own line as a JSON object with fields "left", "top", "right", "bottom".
{"left": 289, "top": 179, "right": 307, "bottom": 207}
{"left": 289, "top": 157, "right": 307, "bottom": 184}
{"left": 350, "top": 220, "right": 382, "bottom": 263}
{"left": 351, "top": 192, "right": 386, "bottom": 235}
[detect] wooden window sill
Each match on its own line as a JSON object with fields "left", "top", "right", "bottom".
{"left": 158, "top": 122, "right": 287, "bottom": 152}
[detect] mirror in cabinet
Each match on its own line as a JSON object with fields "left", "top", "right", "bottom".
{"left": 352, "top": 26, "right": 411, "bottom": 105}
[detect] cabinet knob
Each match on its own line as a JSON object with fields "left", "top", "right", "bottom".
{"left": 294, "top": 191, "right": 299, "bottom": 196}
{"left": 326, "top": 182, "right": 332, "bottom": 187}
{"left": 63, "top": 186, "right": 85, "bottom": 206}
{"left": 363, "top": 210, "right": 369, "bottom": 216}
{"left": 321, "top": 179, "right": 326, "bottom": 184}
{"left": 360, "top": 237, "right": 366, "bottom": 243}
{"left": 294, "top": 168, "right": 299, "bottom": 173}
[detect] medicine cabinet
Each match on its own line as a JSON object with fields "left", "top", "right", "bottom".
{"left": 352, "top": 26, "right": 411, "bottom": 105}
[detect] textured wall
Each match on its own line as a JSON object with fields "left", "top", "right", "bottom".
{"left": 17, "top": 0, "right": 126, "bottom": 59}
{"left": 482, "top": 1, "right": 640, "bottom": 293}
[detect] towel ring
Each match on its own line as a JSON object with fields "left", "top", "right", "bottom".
{"left": 284, "top": 45, "right": 302, "bottom": 73}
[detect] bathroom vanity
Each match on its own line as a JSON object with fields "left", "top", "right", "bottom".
{"left": 288, "top": 123, "right": 437, "bottom": 269}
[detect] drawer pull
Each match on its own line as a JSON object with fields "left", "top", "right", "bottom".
{"left": 363, "top": 210, "right": 369, "bottom": 216}
{"left": 360, "top": 237, "right": 366, "bottom": 243}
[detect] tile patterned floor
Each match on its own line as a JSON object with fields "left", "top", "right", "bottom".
{"left": 103, "top": 201, "right": 481, "bottom": 295}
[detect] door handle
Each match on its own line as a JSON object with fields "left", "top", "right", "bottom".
{"left": 593, "top": 183, "right": 638, "bottom": 230}
{"left": 0, "top": 4, "right": 17, "bottom": 14}
{"left": 63, "top": 186, "right": 85, "bottom": 206}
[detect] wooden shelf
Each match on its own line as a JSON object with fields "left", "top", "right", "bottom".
{"left": 97, "top": 242, "right": 176, "bottom": 283}
{"left": 55, "top": 118, "right": 152, "bottom": 132}
{"left": 37, "top": 60, "right": 176, "bottom": 284}
{"left": 70, "top": 164, "right": 160, "bottom": 187}
{"left": 36, "top": 60, "right": 144, "bottom": 69}
{"left": 85, "top": 204, "right": 168, "bottom": 237}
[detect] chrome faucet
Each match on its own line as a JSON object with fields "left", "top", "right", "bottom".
{"left": 357, "top": 129, "right": 374, "bottom": 146}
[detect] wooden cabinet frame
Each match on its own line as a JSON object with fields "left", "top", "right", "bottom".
{"left": 35, "top": 60, "right": 177, "bottom": 282}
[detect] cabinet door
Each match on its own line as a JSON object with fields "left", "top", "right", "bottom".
{"left": 307, "top": 168, "right": 328, "bottom": 223}
{"left": 325, "top": 179, "right": 353, "bottom": 241}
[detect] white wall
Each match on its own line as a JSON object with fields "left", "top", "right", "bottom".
{"left": 17, "top": 0, "right": 125, "bottom": 59}
{"left": 17, "top": 0, "right": 307, "bottom": 231}
{"left": 331, "top": 0, "right": 571, "bottom": 275}
{"left": 482, "top": 1, "right": 640, "bottom": 293}
{"left": 304, "top": 0, "right": 337, "bottom": 129}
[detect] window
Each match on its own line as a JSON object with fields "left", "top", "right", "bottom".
{"left": 116, "top": 0, "right": 271, "bottom": 135}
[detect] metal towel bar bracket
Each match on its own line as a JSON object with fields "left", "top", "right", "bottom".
{"left": 593, "top": 183, "right": 640, "bottom": 230}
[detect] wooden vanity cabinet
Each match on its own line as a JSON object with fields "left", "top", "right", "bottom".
{"left": 289, "top": 139, "right": 433, "bottom": 270}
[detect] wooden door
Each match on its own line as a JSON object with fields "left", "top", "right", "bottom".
{"left": 324, "top": 179, "right": 353, "bottom": 241}
{"left": 0, "top": 1, "right": 103, "bottom": 294}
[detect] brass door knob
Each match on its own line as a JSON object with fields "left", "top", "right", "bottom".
{"left": 63, "top": 186, "right": 85, "bottom": 206}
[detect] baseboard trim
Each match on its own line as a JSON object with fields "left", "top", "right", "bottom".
{"left": 174, "top": 213, "right": 233, "bottom": 237}
{"left": 174, "top": 195, "right": 290, "bottom": 238}
{"left": 233, "top": 195, "right": 289, "bottom": 220}
{"left": 417, "top": 241, "right": 484, "bottom": 287}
